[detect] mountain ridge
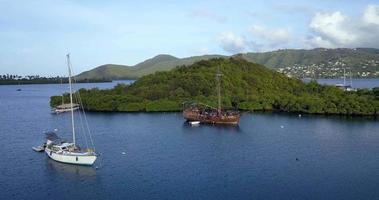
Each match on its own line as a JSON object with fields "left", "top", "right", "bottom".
{"left": 76, "top": 48, "right": 379, "bottom": 80}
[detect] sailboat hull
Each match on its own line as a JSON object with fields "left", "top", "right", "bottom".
{"left": 45, "top": 148, "right": 97, "bottom": 166}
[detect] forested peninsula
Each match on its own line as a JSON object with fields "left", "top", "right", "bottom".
{"left": 51, "top": 58, "right": 379, "bottom": 115}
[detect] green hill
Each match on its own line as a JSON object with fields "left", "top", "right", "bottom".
{"left": 75, "top": 48, "right": 379, "bottom": 80}
{"left": 75, "top": 64, "right": 135, "bottom": 80}
{"left": 76, "top": 54, "right": 225, "bottom": 80}
{"left": 52, "top": 58, "right": 379, "bottom": 115}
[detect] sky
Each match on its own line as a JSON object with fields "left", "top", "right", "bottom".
{"left": 1, "top": 0, "right": 379, "bottom": 76}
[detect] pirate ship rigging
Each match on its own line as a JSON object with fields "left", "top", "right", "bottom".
{"left": 182, "top": 66, "right": 240, "bottom": 125}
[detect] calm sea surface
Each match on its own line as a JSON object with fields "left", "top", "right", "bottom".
{"left": 1, "top": 79, "right": 379, "bottom": 200}
{"left": 315, "top": 78, "right": 379, "bottom": 89}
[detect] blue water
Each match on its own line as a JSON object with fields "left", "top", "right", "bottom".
{"left": 1, "top": 80, "right": 379, "bottom": 200}
{"left": 316, "top": 78, "right": 379, "bottom": 89}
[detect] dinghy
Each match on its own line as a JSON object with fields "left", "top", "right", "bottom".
{"left": 32, "top": 145, "right": 45, "bottom": 152}
{"left": 189, "top": 121, "right": 200, "bottom": 126}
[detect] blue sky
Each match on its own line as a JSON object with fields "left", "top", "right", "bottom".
{"left": 1, "top": 0, "right": 379, "bottom": 76}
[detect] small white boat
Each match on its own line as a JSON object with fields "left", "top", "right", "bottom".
{"left": 52, "top": 79, "right": 80, "bottom": 114}
{"left": 189, "top": 121, "right": 200, "bottom": 126}
{"left": 52, "top": 103, "right": 79, "bottom": 114}
{"left": 32, "top": 145, "right": 45, "bottom": 152}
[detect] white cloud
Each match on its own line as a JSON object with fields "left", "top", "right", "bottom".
{"left": 243, "top": 25, "right": 294, "bottom": 51}
{"left": 307, "top": 36, "right": 335, "bottom": 48}
{"left": 218, "top": 4, "right": 379, "bottom": 53}
{"left": 190, "top": 9, "right": 227, "bottom": 23}
{"left": 217, "top": 26, "right": 293, "bottom": 53}
{"left": 249, "top": 25, "right": 292, "bottom": 44}
{"left": 217, "top": 32, "right": 248, "bottom": 54}
{"left": 309, "top": 12, "right": 355, "bottom": 46}
{"left": 363, "top": 5, "right": 379, "bottom": 25}
{"left": 308, "top": 5, "right": 379, "bottom": 48}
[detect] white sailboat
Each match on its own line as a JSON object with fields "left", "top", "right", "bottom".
{"left": 44, "top": 54, "right": 97, "bottom": 166}
{"left": 335, "top": 68, "right": 355, "bottom": 91}
{"left": 52, "top": 103, "right": 80, "bottom": 114}
{"left": 52, "top": 79, "right": 80, "bottom": 113}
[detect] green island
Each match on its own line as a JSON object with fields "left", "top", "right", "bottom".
{"left": 51, "top": 57, "right": 379, "bottom": 115}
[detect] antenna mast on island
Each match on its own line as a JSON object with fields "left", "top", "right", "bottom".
{"left": 343, "top": 67, "right": 346, "bottom": 86}
{"left": 216, "top": 66, "right": 223, "bottom": 114}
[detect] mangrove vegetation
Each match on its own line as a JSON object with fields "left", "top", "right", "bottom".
{"left": 51, "top": 58, "right": 379, "bottom": 115}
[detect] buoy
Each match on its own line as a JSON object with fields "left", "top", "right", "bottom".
{"left": 54, "top": 128, "right": 58, "bottom": 132}
{"left": 121, "top": 152, "right": 126, "bottom": 155}
{"left": 280, "top": 125, "right": 284, "bottom": 128}
{"left": 296, "top": 158, "right": 299, "bottom": 161}
{"left": 298, "top": 114, "right": 302, "bottom": 117}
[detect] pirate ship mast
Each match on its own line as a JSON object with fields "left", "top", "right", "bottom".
{"left": 183, "top": 66, "right": 240, "bottom": 125}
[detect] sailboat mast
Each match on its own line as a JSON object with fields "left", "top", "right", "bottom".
{"left": 349, "top": 69, "right": 353, "bottom": 87}
{"left": 343, "top": 68, "right": 346, "bottom": 86}
{"left": 67, "top": 54, "right": 76, "bottom": 147}
{"left": 216, "top": 66, "right": 222, "bottom": 114}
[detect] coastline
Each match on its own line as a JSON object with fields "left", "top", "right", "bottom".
{"left": 0, "top": 79, "right": 112, "bottom": 85}
{"left": 58, "top": 107, "right": 379, "bottom": 117}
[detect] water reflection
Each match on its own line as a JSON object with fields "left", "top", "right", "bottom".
{"left": 182, "top": 121, "right": 242, "bottom": 133}
{"left": 46, "top": 159, "right": 97, "bottom": 177}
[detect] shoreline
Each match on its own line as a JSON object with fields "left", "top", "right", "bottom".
{"left": 0, "top": 80, "right": 112, "bottom": 85}
{"left": 69, "top": 108, "right": 379, "bottom": 117}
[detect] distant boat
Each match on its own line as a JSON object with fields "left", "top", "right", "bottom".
{"left": 52, "top": 103, "right": 79, "bottom": 114}
{"left": 52, "top": 79, "right": 79, "bottom": 113}
{"left": 183, "top": 66, "right": 240, "bottom": 125}
{"left": 335, "top": 68, "right": 355, "bottom": 91}
{"left": 335, "top": 83, "right": 354, "bottom": 91}
{"left": 44, "top": 54, "right": 97, "bottom": 166}
{"left": 16, "top": 88, "right": 21, "bottom": 91}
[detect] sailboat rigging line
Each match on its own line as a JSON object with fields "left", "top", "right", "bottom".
{"left": 66, "top": 59, "right": 90, "bottom": 151}
{"left": 75, "top": 86, "right": 96, "bottom": 152}
{"left": 71, "top": 83, "right": 102, "bottom": 169}
{"left": 60, "top": 79, "right": 64, "bottom": 105}
{"left": 73, "top": 92, "right": 90, "bottom": 150}
{"left": 71, "top": 74, "right": 96, "bottom": 152}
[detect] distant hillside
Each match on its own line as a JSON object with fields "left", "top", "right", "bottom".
{"left": 76, "top": 64, "right": 135, "bottom": 80}
{"left": 76, "top": 54, "right": 225, "bottom": 80}
{"left": 76, "top": 48, "right": 379, "bottom": 80}
{"left": 242, "top": 48, "right": 379, "bottom": 78}
{"left": 242, "top": 48, "right": 379, "bottom": 68}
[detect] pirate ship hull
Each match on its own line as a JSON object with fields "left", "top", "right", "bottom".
{"left": 183, "top": 108, "right": 240, "bottom": 125}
